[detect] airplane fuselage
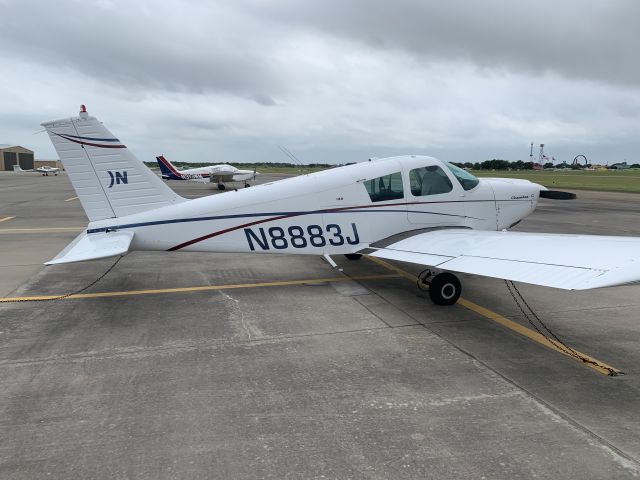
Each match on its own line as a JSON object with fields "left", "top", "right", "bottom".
{"left": 86, "top": 156, "right": 541, "bottom": 256}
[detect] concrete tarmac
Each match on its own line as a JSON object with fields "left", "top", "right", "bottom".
{"left": 1, "top": 171, "right": 639, "bottom": 479}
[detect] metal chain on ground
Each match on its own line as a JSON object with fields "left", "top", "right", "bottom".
{"left": 504, "top": 280, "right": 618, "bottom": 376}
{"left": 2, "top": 256, "right": 124, "bottom": 303}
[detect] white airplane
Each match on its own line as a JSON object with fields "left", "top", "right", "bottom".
{"left": 37, "top": 165, "right": 60, "bottom": 176}
{"left": 156, "top": 155, "right": 257, "bottom": 190}
{"left": 13, "top": 165, "right": 60, "bottom": 175}
{"left": 41, "top": 106, "right": 640, "bottom": 305}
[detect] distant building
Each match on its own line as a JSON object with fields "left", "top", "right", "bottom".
{"left": 609, "top": 162, "right": 630, "bottom": 170}
{"left": 0, "top": 145, "right": 34, "bottom": 171}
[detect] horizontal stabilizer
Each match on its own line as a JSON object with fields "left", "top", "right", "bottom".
{"left": 369, "top": 229, "right": 640, "bottom": 290}
{"left": 46, "top": 231, "right": 134, "bottom": 265}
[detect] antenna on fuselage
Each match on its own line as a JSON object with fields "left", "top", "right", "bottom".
{"left": 278, "top": 145, "right": 307, "bottom": 174}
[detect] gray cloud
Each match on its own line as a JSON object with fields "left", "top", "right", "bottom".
{"left": 252, "top": 0, "right": 640, "bottom": 88}
{"left": 1, "top": 0, "right": 639, "bottom": 165}
{"left": 0, "top": 0, "right": 283, "bottom": 103}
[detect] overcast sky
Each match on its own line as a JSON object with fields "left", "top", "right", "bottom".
{"left": 1, "top": 0, "right": 639, "bottom": 165}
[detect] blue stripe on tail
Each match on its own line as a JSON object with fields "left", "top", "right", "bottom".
{"left": 155, "top": 156, "right": 182, "bottom": 180}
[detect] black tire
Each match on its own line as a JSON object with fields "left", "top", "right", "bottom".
{"left": 428, "top": 272, "right": 461, "bottom": 306}
{"left": 218, "top": 184, "right": 226, "bottom": 191}
{"left": 244, "top": 183, "right": 250, "bottom": 188}
{"left": 344, "top": 253, "right": 362, "bottom": 260}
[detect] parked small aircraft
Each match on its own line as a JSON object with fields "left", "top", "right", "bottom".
{"left": 37, "top": 165, "right": 60, "bottom": 176}
{"left": 13, "top": 165, "right": 60, "bottom": 176}
{"left": 156, "top": 155, "right": 257, "bottom": 190}
{"left": 41, "top": 107, "right": 640, "bottom": 305}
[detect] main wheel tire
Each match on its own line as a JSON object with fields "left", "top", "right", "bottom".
{"left": 428, "top": 272, "right": 461, "bottom": 306}
{"left": 244, "top": 183, "right": 250, "bottom": 188}
{"left": 344, "top": 253, "right": 362, "bottom": 260}
{"left": 218, "top": 184, "right": 226, "bottom": 191}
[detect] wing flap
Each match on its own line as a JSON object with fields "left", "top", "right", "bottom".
{"left": 370, "top": 229, "right": 640, "bottom": 290}
{"left": 438, "top": 256, "right": 604, "bottom": 290}
{"left": 46, "top": 231, "right": 134, "bottom": 265}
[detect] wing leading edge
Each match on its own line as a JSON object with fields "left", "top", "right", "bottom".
{"left": 368, "top": 229, "right": 640, "bottom": 290}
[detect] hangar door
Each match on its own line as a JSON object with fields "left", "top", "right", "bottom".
{"left": 18, "top": 153, "right": 34, "bottom": 170}
{"left": 3, "top": 152, "right": 17, "bottom": 171}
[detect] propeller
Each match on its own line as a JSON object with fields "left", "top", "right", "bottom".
{"left": 540, "top": 190, "right": 576, "bottom": 200}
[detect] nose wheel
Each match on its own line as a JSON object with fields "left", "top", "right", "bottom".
{"left": 424, "top": 272, "right": 462, "bottom": 306}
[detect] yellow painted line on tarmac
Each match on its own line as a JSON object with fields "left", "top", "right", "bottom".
{"left": 366, "top": 256, "right": 622, "bottom": 376}
{"left": 0, "top": 227, "right": 84, "bottom": 234}
{"left": 0, "top": 273, "right": 399, "bottom": 303}
{"left": 0, "top": 216, "right": 15, "bottom": 223}
{"left": 367, "top": 256, "right": 418, "bottom": 282}
{"left": 64, "top": 196, "right": 79, "bottom": 202}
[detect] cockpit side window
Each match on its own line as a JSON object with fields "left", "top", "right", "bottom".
{"left": 363, "top": 172, "right": 404, "bottom": 202}
{"left": 444, "top": 162, "right": 480, "bottom": 191}
{"left": 409, "top": 166, "right": 453, "bottom": 196}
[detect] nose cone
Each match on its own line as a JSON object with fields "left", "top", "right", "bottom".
{"left": 482, "top": 178, "right": 542, "bottom": 229}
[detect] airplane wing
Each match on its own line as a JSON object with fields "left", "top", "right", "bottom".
{"left": 209, "top": 174, "right": 234, "bottom": 183}
{"left": 367, "top": 229, "right": 640, "bottom": 290}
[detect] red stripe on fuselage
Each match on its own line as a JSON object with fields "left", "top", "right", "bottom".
{"left": 166, "top": 198, "right": 502, "bottom": 251}
{"left": 167, "top": 213, "right": 292, "bottom": 251}
{"left": 167, "top": 199, "right": 529, "bottom": 252}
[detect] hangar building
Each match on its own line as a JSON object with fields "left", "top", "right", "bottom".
{"left": 0, "top": 145, "right": 34, "bottom": 171}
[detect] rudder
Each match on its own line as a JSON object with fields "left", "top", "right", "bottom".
{"left": 42, "top": 106, "right": 184, "bottom": 221}
{"left": 156, "top": 155, "right": 183, "bottom": 180}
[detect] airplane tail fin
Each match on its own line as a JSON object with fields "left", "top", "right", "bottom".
{"left": 156, "top": 155, "right": 183, "bottom": 180}
{"left": 42, "top": 106, "right": 185, "bottom": 222}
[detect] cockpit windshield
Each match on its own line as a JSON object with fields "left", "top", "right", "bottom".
{"left": 444, "top": 162, "right": 479, "bottom": 191}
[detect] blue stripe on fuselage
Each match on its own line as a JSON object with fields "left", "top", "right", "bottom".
{"left": 86, "top": 206, "right": 478, "bottom": 234}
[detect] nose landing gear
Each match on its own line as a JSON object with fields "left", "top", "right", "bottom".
{"left": 419, "top": 270, "right": 462, "bottom": 306}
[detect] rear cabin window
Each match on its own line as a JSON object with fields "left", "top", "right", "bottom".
{"left": 409, "top": 166, "right": 453, "bottom": 196}
{"left": 363, "top": 172, "right": 404, "bottom": 202}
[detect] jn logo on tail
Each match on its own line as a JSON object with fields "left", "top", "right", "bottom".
{"left": 107, "top": 171, "right": 128, "bottom": 188}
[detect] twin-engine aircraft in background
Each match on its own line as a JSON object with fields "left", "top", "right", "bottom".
{"left": 13, "top": 165, "right": 60, "bottom": 176}
{"left": 156, "top": 155, "right": 258, "bottom": 190}
{"left": 41, "top": 106, "right": 640, "bottom": 305}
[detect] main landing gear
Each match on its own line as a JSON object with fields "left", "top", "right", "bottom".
{"left": 218, "top": 183, "right": 252, "bottom": 190}
{"left": 419, "top": 270, "right": 462, "bottom": 306}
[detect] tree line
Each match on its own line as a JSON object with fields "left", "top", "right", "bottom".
{"left": 144, "top": 159, "right": 639, "bottom": 171}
